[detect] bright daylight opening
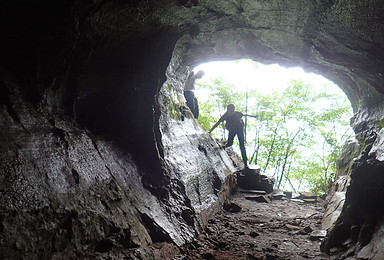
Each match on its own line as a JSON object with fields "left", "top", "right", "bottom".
{"left": 194, "top": 59, "right": 354, "bottom": 196}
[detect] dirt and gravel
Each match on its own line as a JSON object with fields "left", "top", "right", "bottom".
{"left": 178, "top": 191, "right": 330, "bottom": 260}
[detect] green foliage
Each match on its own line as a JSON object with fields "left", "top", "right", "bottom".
{"left": 288, "top": 160, "right": 334, "bottom": 195}
{"left": 196, "top": 71, "right": 353, "bottom": 195}
{"left": 198, "top": 101, "right": 216, "bottom": 131}
{"left": 376, "top": 119, "right": 384, "bottom": 130}
{"left": 164, "top": 84, "right": 182, "bottom": 120}
{"left": 196, "top": 77, "right": 245, "bottom": 133}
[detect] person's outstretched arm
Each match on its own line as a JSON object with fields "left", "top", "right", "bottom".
{"left": 243, "top": 114, "right": 258, "bottom": 118}
{"left": 208, "top": 121, "right": 221, "bottom": 134}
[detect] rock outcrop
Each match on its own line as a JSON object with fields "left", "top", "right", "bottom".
{"left": 1, "top": 0, "right": 384, "bottom": 259}
{"left": 321, "top": 104, "right": 384, "bottom": 259}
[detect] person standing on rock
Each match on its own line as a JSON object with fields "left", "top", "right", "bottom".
{"left": 184, "top": 70, "right": 205, "bottom": 119}
{"left": 208, "top": 104, "right": 257, "bottom": 167}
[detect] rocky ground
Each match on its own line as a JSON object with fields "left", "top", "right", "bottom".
{"left": 177, "top": 191, "right": 330, "bottom": 260}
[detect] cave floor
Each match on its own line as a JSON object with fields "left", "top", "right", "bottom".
{"left": 178, "top": 192, "right": 330, "bottom": 260}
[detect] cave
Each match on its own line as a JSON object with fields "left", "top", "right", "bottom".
{"left": 1, "top": 0, "right": 384, "bottom": 259}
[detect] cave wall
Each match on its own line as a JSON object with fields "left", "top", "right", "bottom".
{"left": 0, "top": 1, "right": 238, "bottom": 259}
{"left": 158, "top": 42, "right": 239, "bottom": 227}
{"left": 0, "top": 97, "right": 188, "bottom": 258}
{"left": 0, "top": 41, "right": 206, "bottom": 258}
{"left": 321, "top": 103, "right": 384, "bottom": 259}
{"left": 1, "top": 0, "right": 384, "bottom": 259}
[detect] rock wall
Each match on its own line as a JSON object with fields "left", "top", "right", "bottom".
{"left": 0, "top": 67, "right": 238, "bottom": 259}
{"left": 1, "top": 0, "right": 384, "bottom": 259}
{"left": 321, "top": 103, "right": 384, "bottom": 259}
{"left": 321, "top": 138, "right": 359, "bottom": 232}
{"left": 0, "top": 1, "right": 238, "bottom": 259}
{"left": 159, "top": 45, "right": 239, "bottom": 228}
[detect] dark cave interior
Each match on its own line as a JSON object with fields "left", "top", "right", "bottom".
{"left": 1, "top": 0, "right": 384, "bottom": 259}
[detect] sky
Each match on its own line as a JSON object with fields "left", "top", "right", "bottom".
{"left": 194, "top": 59, "right": 344, "bottom": 96}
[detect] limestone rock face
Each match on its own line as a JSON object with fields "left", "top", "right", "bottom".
{"left": 322, "top": 138, "right": 359, "bottom": 231}
{"left": 321, "top": 103, "right": 384, "bottom": 258}
{"left": 0, "top": 87, "right": 219, "bottom": 259}
{"left": 1, "top": 0, "right": 384, "bottom": 259}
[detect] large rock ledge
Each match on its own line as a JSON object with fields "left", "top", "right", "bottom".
{"left": 0, "top": 67, "right": 237, "bottom": 259}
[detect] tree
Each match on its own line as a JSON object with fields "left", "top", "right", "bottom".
{"left": 196, "top": 77, "right": 244, "bottom": 134}
{"left": 196, "top": 73, "right": 353, "bottom": 195}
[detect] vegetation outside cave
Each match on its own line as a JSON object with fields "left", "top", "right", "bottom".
{"left": 195, "top": 60, "right": 353, "bottom": 195}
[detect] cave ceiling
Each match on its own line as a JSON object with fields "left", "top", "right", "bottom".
{"left": 81, "top": 0, "right": 384, "bottom": 111}
{"left": 1, "top": 0, "right": 384, "bottom": 121}
{"left": 1, "top": 0, "right": 383, "bottom": 112}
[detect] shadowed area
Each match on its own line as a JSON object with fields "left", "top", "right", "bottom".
{"left": 1, "top": 0, "right": 384, "bottom": 259}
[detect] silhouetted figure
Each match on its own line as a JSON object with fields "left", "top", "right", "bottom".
{"left": 184, "top": 70, "right": 205, "bottom": 119}
{"left": 209, "top": 104, "right": 257, "bottom": 167}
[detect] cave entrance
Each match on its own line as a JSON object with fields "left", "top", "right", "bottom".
{"left": 192, "top": 59, "right": 354, "bottom": 195}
